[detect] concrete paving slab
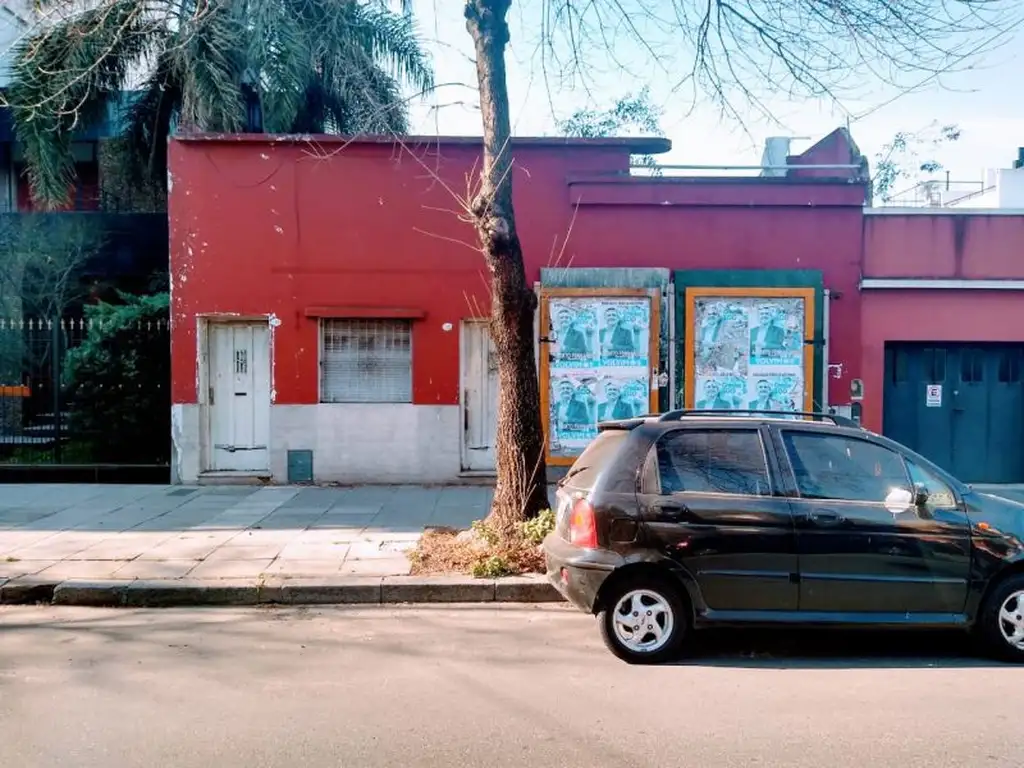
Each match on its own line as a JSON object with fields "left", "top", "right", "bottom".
{"left": 0, "top": 560, "right": 32, "bottom": 579}
{"left": 35, "top": 561, "right": 126, "bottom": 581}
{"left": 188, "top": 558, "right": 277, "bottom": 580}
{"left": 261, "top": 559, "right": 343, "bottom": 577}
{"left": 340, "top": 559, "right": 411, "bottom": 577}
{"left": 276, "top": 543, "right": 349, "bottom": 561}
{"left": 0, "top": 483, "right": 520, "bottom": 596}
{"left": 70, "top": 534, "right": 177, "bottom": 561}
{"left": 114, "top": 559, "right": 199, "bottom": 579}
{"left": 203, "top": 544, "right": 285, "bottom": 561}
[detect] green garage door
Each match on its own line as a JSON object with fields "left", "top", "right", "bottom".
{"left": 883, "top": 343, "right": 1024, "bottom": 483}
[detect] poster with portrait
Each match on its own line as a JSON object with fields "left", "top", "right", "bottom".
{"left": 549, "top": 299, "right": 601, "bottom": 370}
{"left": 746, "top": 372, "right": 803, "bottom": 416}
{"left": 549, "top": 374, "right": 599, "bottom": 454}
{"left": 694, "top": 299, "right": 750, "bottom": 378}
{"left": 597, "top": 374, "right": 650, "bottom": 422}
{"left": 598, "top": 299, "right": 651, "bottom": 368}
{"left": 545, "top": 292, "right": 658, "bottom": 460}
{"left": 747, "top": 299, "right": 804, "bottom": 367}
{"left": 691, "top": 293, "right": 809, "bottom": 416}
{"left": 694, "top": 374, "right": 746, "bottom": 411}
{"left": 549, "top": 296, "right": 652, "bottom": 371}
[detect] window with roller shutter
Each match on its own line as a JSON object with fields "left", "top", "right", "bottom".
{"left": 320, "top": 319, "right": 412, "bottom": 403}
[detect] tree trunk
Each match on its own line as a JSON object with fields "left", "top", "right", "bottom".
{"left": 465, "top": 0, "right": 549, "bottom": 534}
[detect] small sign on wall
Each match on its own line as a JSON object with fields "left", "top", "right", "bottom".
{"left": 926, "top": 384, "right": 943, "bottom": 408}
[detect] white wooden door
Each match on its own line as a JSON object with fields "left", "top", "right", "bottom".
{"left": 208, "top": 322, "right": 271, "bottom": 472}
{"left": 461, "top": 321, "right": 498, "bottom": 472}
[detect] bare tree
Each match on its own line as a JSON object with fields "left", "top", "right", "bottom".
{"left": 460, "top": 0, "right": 1018, "bottom": 530}
{"left": 0, "top": 216, "right": 101, "bottom": 319}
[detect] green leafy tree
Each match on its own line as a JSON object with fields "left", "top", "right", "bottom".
{"left": 556, "top": 88, "right": 664, "bottom": 172}
{"left": 872, "top": 122, "right": 962, "bottom": 204}
{"left": 6, "top": 0, "right": 434, "bottom": 207}
{"left": 63, "top": 291, "right": 170, "bottom": 463}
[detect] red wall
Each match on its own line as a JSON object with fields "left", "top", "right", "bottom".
{"left": 860, "top": 292, "right": 1024, "bottom": 430}
{"left": 859, "top": 213, "right": 1024, "bottom": 431}
{"left": 863, "top": 213, "right": 1024, "bottom": 279}
{"left": 168, "top": 135, "right": 866, "bottom": 408}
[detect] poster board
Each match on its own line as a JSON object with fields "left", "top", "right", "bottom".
{"left": 540, "top": 287, "right": 661, "bottom": 466}
{"left": 683, "top": 287, "right": 816, "bottom": 415}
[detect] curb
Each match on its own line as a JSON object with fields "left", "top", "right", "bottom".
{"left": 0, "top": 575, "right": 563, "bottom": 608}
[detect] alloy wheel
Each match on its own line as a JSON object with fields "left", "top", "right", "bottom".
{"left": 998, "top": 590, "right": 1024, "bottom": 651}
{"left": 611, "top": 588, "right": 675, "bottom": 654}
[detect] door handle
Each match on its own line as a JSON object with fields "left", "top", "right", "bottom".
{"left": 809, "top": 510, "right": 846, "bottom": 526}
{"left": 655, "top": 504, "right": 690, "bottom": 521}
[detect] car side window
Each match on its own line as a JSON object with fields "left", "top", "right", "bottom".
{"left": 781, "top": 431, "right": 911, "bottom": 503}
{"left": 906, "top": 459, "right": 958, "bottom": 509}
{"left": 656, "top": 429, "right": 771, "bottom": 496}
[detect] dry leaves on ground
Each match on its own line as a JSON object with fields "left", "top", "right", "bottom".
{"left": 409, "top": 509, "right": 554, "bottom": 578}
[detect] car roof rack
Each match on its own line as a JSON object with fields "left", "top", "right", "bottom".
{"left": 656, "top": 409, "right": 861, "bottom": 429}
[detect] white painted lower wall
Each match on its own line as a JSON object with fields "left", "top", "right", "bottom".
{"left": 171, "top": 403, "right": 464, "bottom": 485}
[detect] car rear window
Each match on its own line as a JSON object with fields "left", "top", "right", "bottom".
{"left": 656, "top": 428, "right": 771, "bottom": 496}
{"left": 560, "top": 430, "right": 629, "bottom": 489}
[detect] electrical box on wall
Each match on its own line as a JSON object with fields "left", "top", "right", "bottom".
{"left": 287, "top": 450, "right": 314, "bottom": 484}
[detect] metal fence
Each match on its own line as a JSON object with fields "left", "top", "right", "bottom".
{"left": 0, "top": 316, "right": 170, "bottom": 467}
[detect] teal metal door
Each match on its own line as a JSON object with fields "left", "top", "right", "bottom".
{"left": 883, "top": 344, "right": 1024, "bottom": 483}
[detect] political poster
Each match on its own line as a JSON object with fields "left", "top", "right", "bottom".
{"left": 547, "top": 293, "right": 656, "bottom": 458}
{"left": 692, "top": 294, "right": 808, "bottom": 415}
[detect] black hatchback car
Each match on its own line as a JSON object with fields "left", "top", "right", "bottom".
{"left": 543, "top": 410, "right": 1024, "bottom": 664}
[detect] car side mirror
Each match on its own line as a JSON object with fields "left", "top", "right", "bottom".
{"left": 913, "top": 483, "right": 930, "bottom": 507}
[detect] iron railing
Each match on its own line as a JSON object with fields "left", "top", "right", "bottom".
{"left": 0, "top": 316, "right": 170, "bottom": 468}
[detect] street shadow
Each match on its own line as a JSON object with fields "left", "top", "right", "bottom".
{"left": 675, "top": 626, "right": 1002, "bottom": 669}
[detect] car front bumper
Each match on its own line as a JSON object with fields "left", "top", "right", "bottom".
{"left": 542, "top": 533, "right": 623, "bottom": 614}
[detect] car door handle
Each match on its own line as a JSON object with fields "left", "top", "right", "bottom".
{"left": 654, "top": 504, "right": 690, "bottom": 521}
{"left": 809, "top": 510, "right": 846, "bottom": 526}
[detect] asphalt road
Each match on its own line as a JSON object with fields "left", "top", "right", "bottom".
{"left": 1, "top": 604, "right": 1021, "bottom": 768}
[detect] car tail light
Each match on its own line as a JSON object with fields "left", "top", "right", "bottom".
{"left": 569, "top": 498, "right": 598, "bottom": 548}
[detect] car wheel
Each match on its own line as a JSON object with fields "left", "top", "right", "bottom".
{"left": 978, "top": 573, "right": 1024, "bottom": 663}
{"left": 597, "top": 573, "right": 688, "bottom": 664}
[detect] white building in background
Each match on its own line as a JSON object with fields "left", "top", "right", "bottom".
{"left": 0, "top": 1, "right": 34, "bottom": 87}
{"left": 943, "top": 160, "right": 1024, "bottom": 209}
{"left": 883, "top": 149, "right": 1024, "bottom": 209}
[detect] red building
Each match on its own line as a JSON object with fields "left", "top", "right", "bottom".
{"left": 167, "top": 129, "right": 1024, "bottom": 485}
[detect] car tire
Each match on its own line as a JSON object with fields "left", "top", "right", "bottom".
{"left": 597, "top": 572, "right": 689, "bottom": 664}
{"left": 978, "top": 573, "right": 1024, "bottom": 663}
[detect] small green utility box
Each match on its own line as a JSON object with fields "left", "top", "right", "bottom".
{"left": 286, "top": 450, "right": 314, "bottom": 484}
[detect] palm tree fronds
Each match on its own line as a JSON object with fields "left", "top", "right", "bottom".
{"left": 172, "top": 2, "right": 247, "bottom": 132}
{"left": 117, "top": 49, "right": 184, "bottom": 188}
{"left": 334, "top": 1, "right": 434, "bottom": 96}
{"left": 6, "top": 0, "right": 161, "bottom": 207}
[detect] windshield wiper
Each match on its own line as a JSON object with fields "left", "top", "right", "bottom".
{"left": 558, "top": 465, "right": 590, "bottom": 487}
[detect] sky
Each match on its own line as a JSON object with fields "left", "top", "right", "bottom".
{"left": 407, "top": 1, "right": 1024, "bottom": 188}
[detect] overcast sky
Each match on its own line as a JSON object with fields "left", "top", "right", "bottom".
{"left": 407, "top": 1, "right": 1024, "bottom": 186}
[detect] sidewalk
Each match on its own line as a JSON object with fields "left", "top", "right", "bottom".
{"left": 0, "top": 484, "right": 560, "bottom": 606}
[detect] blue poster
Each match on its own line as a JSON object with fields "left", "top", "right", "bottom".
{"left": 748, "top": 301, "right": 803, "bottom": 367}
{"left": 550, "top": 300, "right": 600, "bottom": 370}
{"left": 549, "top": 375, "right": 598, "bottom": 454}
{"left": 598, "top": 300, "right": 650, "bottom": 368}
